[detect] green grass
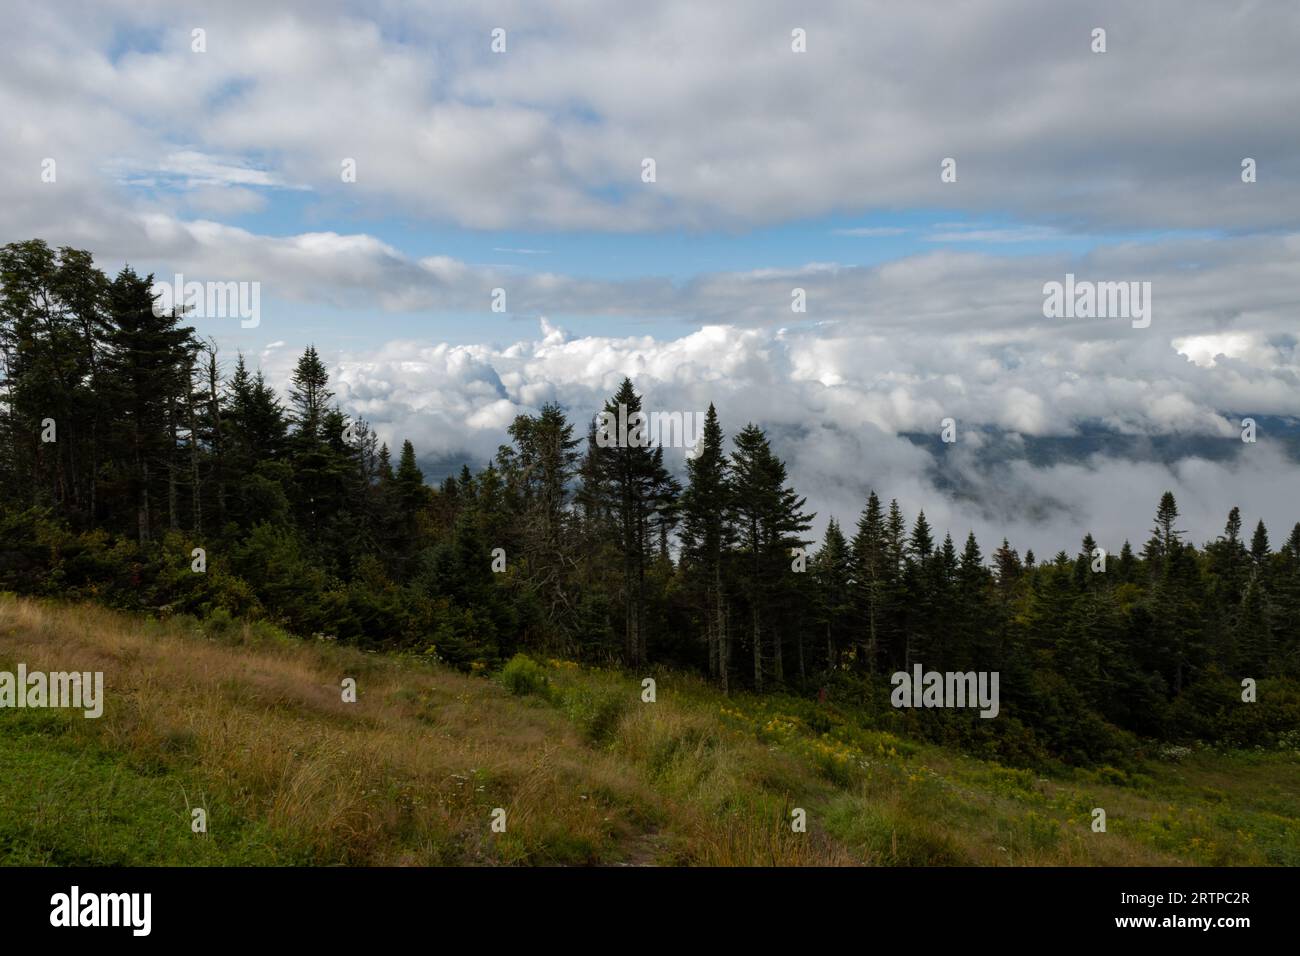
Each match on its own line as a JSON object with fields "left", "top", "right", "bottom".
{"left": 0, "top": 706, "right": 293, "bottom": 865}
{"left": 2, "top": 595, "right": 1297, "bottom": 866}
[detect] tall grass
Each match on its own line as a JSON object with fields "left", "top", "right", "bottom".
{"left": 2, "top": 595, "right": 1296, "bottom": 866}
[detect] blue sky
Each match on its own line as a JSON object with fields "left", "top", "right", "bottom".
{"left": 165, "top": 186, "right": 1223, "bottom": 352}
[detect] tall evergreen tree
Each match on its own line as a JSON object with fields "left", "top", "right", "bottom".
{"left": 813, "top": 518, "right": 853, "bottom": 672}
{"left": 102, "top": 266, "right": 197, "bottom": 542}
{"left": 851, "top": 491, "right": 888, "bottom": 673}
{"left": 582, "top": 378, "right": 679, "bottom": 666}
{"left": 498, "top": 403, "right": 582, "bottom": 642}
{"left": 729, "top": 423, "right": 812, "bottom": 690}
{"left": 679, "top": 404, "right": 734, "bottom": 687}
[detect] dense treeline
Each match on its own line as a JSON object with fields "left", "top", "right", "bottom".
{"left": 2, "top": 240, "right": 1298, "bottom": 766}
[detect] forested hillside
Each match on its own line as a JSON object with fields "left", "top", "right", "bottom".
{"left": 3, "top": 239, "right": 1298, "bottom": 769}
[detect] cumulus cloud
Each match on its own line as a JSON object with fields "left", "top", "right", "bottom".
{"left": 4, "top": 0, "right": 1300, "bottom": 234}
{"left": 262, "top": 318, "right": 1300, "bottom": 557}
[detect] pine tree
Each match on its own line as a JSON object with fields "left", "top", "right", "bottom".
{"left": 813, "top": 518, "right": 852, "bottom": 672}
{"left": 679, "top": 404, "right": 734, "bottom": 688}
{"left": 1075, "top": 533, "right": 1099, "bottom": 589}
{"left": 989, "top": 537, "right": 1024, "bottom": 670}
{"left": 316, "top": 405, "right": 371, "bottom": 570}
{"left": 1250, "top": 519, "right": 1270, "bottom": 566}
{"left": 909, "top": 511, "right": 934, "bottom": 562}
{"left": 1225, "top": 506, "right": 1243, "bottom": 544}
{"left": 498, "top": 403, "right": 582, "bottom": 642}
{"left": 1145, "top": 493, "right": 1203, "bottom": 695}
{"left": 729, "top": 423, "right": 812, "bottom": 690}
{"left": 1235, "top": 570, "right": 1272, "bottom": 675}
{"left": 883, "top": 499, "right": 909, "bottom": 666}
{"left": 102, "top": 266, "right": 197, "bottom": 542}
{"left": 286, "top": 347, "right": 339, "bottom": 540}
{"left": 395, "top": 440, "right": 427, "bottom": 512}
{"left": 288, "top": 345, "right": 332, "bottom": 440}
{"left": 1150, "top": 491, "right": 1183, "bottom": 563}
{"left": 900, "top": 511, "right": 937, "bottom": 668}
{"left": 851, "top": 491, "right": 887, "bottom": 673}
{"left": 957, "top": 531, "right": 994, "bottom": 667}
{"left": 583, "top": 378, "right": 679, "bottom": 666}
{"left": 1286, "top": 523, "right": 1300, "bottom": 559}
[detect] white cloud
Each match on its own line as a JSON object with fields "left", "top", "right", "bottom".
{"left": 832, "top": 227, "right": 909, "bottom": 238}
{"left": 4, "top": 1, "right": 1300, "bottom": 233}
{"left": 281, "top": 318, "right": 1300, "bottom": 558}
{"left": 1173, "top": 332, "right": 1279, "bottom": 369}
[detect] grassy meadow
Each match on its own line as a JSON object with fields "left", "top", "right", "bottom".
{"left": 0, "top": 593, "right": 1296, "bottom": 866}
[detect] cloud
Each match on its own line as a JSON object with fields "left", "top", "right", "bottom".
{"left": 4, "top": 0, "right": 1300, "bottom": 233}
{"left": 264, "top": 317, "right": 1300, "bottom": 559}
{"left": 1172, "top": 332, "right": 1285, "bottom": 370}
{"left": 117, "top": 151, "right": 299, "bottom": 190}
{"left": 832, "top": 227, "right": 909, "bottom": 238}
{"left": 51, "top": 204, "right": 1300, "bottom": 366}
{"left": 925, "top": 225, "right": 1068, "bottom": 244}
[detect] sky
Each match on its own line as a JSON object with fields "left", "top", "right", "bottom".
{"left": 4, "top": 0, "right": 1300, "bottom": 556}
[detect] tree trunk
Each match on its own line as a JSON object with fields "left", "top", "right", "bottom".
{"left": 773, "top": 621, "right": 784, "bottom": 685}
{"left": 187, "top": 378, "right": 202, "bottom": 535}
{"left": 712, "top": 560, "right": 725, "bottom": 683}
{"left": 720, "top": 602, "right": 730, "bottom": 696}
{"left": 637, "top": 553, "right": 647, "bottom": 665}
{"left": 89, "top": 417, "right": 98, "bottom": 525}
{"left": 205, "top": 348, "right": 225, "bottom": 526}
{"left": 167, "top": 396, "right": 179, "bottom": 531}
{"left": 866, "top": 587, "right": 877, "bottom": 675}
{"left": 624, "top": 543, "right": 637, "bottom": 664}
{"left": 706, "top": 600, "right": 717, "bottom": 680}
{"left": 138, "top": 451, "right": 150, "bottom": 544}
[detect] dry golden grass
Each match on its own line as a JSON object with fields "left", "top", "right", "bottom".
{"left": 0, "top": 595, "right": 658, "bottom": 865}
{"left": 2, "top": 594, "right": 1295, "bottom": 867}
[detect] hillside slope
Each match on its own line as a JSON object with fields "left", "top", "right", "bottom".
{"left": 0, "top": 594, "right": 1296, "bottom": 866}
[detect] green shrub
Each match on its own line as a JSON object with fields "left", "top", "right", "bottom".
{"left": 1095, "top": 765, "right": 1130, "bottom": 787}
{"left": 204, "top": 606, "right": 237, "bottom": 635}
{"left": 500, "top": 654, "right": 549, "bottom": 697}
{"left": 561, "top": 687, "right": 627, "bottom": 745}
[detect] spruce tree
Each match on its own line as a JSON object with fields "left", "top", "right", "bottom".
{"left": 583, "top": 378, "right": 679, "bottom": 666}
{"left": 102, "top": 266, "right": 197, "bottom": 542}
{"left": 680, "top": 404, "right": 734, "bottom": 687}
{"left": 1250, "top": 519, "right": 1270, "bottom": 566}
{"left": 851, "top": 491, "right": 887, "bottom": 673}
{"left": 813, "top": 518, "right": 852, "bottom": 672}
{"left": 729, "top": 423, "right": 812, "bottom": 690}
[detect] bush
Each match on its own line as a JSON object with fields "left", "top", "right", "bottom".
{"left": 204, "top": 606, "right": 237, "bottom": 635}
{"left": 561, "top": 687, "right": 627, "bottom": 746}
{"left": 500, "top": 654, "right": 549, "bottom": 697}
